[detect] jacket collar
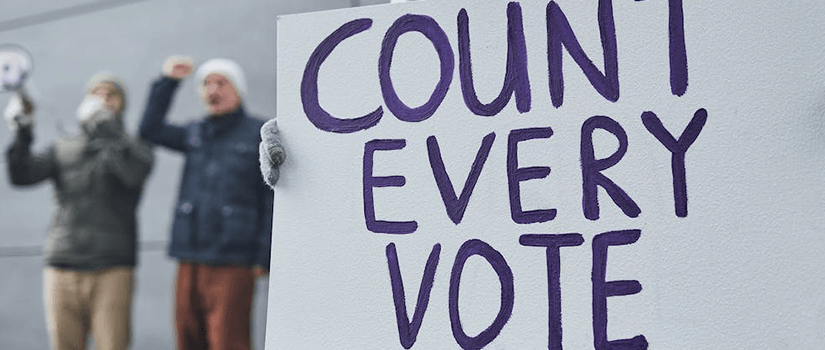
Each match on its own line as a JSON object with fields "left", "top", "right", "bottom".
{"left": 81, "top": 117, "right": 124, "bottom": 140}
{"left": 203, "top": 106, "right": 245, "bottom": 137}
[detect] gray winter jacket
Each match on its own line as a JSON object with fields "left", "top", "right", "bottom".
{"left": 6, "top": 119, "right": 154, "bottom": 270}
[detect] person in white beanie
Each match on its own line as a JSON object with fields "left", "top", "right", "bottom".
{"left": 138, "top": 56, "right": 283, "bottom": 350}
{"left": 4, "top": 72, "right": 154, "bottom": 350}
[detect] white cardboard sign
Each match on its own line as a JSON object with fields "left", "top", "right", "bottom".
{"left": 269, "top": 1, "right": 825, "bottom": 349}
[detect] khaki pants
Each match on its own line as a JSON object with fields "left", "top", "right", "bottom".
{"left": 175, "top": 263, "right": 255, "bottom": 350}
{"left": 43, "top": 266, "right": 134, "bottom": 350}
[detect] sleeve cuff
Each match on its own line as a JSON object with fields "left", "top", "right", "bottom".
{"left": 15, "top": 125, "right": 34, "bottom": 144}
{"left": 256, "top": 253, "right": 271, "bottom": 269}
{"left": 157, "top": 75, "right": 181, "bottom": 88}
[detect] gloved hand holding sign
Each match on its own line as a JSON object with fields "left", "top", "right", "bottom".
{"left": 259, "top": 118, "right": 286, "bottom": 189}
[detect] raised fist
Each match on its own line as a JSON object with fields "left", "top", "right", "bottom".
{"left": 4, "top": 92, "right": 34, "bottom": 131}
{"left": 162, "top": 55, "right": 194, "bottom": 80}
{"left": 259, "top": 119, "right": 286, "bottom": 189}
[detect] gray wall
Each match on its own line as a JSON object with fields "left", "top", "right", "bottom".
{"left": 0, "top": 0, "right": 385, "bottom": 348}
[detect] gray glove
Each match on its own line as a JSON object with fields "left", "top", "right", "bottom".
{"left": 259, "top": 118, "right": 286, "bottom": 189}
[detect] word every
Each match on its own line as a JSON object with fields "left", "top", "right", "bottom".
{"left": 364, "top": 110, "right": 707, "bottom": 234}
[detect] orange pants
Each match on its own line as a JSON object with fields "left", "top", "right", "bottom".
{"left": 175, "top": 263, "right": 255, "bottom": 350}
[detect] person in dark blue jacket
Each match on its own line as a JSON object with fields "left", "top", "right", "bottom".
{"left": 139, "top": 56, "right": 282, "bottom": 350}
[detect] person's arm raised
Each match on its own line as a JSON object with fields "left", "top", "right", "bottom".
{"left": 138, "top": 56, "right": 194, "bottom": 152}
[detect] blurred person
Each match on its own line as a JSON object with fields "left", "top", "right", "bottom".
{"left": 139, "top": 56, "right": 278, "bottom": 350}
{"left": 4, "top": 72, "right": 154, "bottom": 350}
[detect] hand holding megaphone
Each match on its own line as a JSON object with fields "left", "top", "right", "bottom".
{"left": 4, "top": 92, "right": 35, "bottom": 131}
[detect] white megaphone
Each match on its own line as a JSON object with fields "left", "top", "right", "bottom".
{"left": 0, "top": 44, "right": 35, "bottom": 123}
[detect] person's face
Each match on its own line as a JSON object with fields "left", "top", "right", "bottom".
{"left": 202, "top": 73, "right": 240, "bottom": 116}
{"left": 90, "top": 82, "right": 123, "bottom": 114}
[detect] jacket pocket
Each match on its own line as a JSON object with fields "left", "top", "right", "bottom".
{"left": 221, "top": 143, "right": 261, "bottom": 205}
{"left": 219, "top": 204, "right": 258, "bottom": 251}
{"left": 171, "top": 201, "right": 196, "bottom": 249}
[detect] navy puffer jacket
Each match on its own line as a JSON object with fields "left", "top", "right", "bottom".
{"left": 139, "top": 77, "right": 273, "bottom": 268}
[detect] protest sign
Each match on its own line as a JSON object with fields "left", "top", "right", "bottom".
{"left": 268, "top": 1, "right": 825, "bottom": 348}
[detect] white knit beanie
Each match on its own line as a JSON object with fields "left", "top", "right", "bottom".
{"left": 195, "top": 58, "right": 247, "bottom": 100}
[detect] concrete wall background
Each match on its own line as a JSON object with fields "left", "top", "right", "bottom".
{"left": 0, "top": 0, "right": 386, "bottom": 348}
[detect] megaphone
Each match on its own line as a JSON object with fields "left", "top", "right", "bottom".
{"left": 0, "top": 43, "right": 34, "bottom": 115}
